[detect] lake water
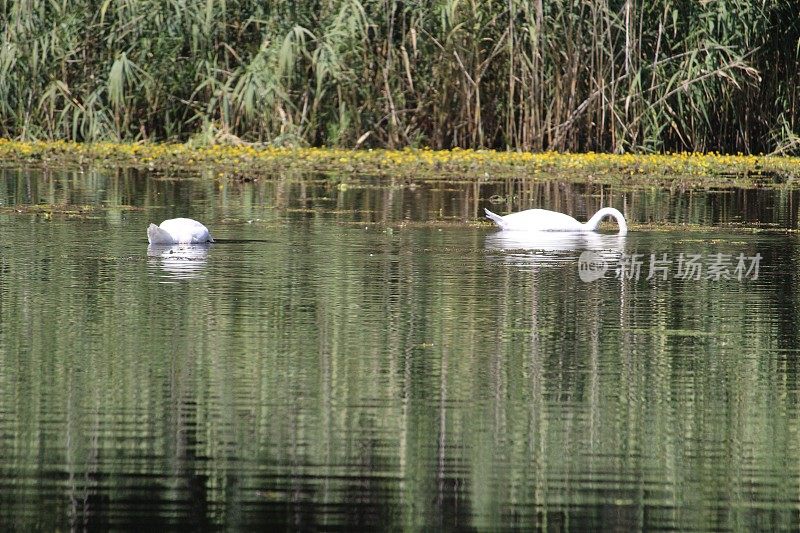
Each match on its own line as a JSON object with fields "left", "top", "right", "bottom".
{"left": 1, "top": 167, "right": 799, "bottom": 530}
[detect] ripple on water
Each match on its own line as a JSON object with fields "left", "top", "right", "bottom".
{"left": 2, "top": 170, "right": 800, "bottom": 529}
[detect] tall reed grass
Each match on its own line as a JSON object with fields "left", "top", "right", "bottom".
{"left": 0, "top": 0, "right": 798, "bottom": 153}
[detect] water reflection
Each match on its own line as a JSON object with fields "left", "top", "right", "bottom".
{"left": 484, "top": 230, "right": 626, "bottom": 269}
{"left": 484, "top": 229, "right": 626, "bottom": 251}
{"left": 2, "top": 166, "right": 800, "bottom": 530}
{"left": 147, "top": 244, "right": 210, "bottom": 281}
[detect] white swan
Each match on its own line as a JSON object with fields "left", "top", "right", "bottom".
{"left": 147, "top": 218, "right": 214, "bottom": 244}
{"left": 485, "top": 207, "right": 628, "bottom": 235}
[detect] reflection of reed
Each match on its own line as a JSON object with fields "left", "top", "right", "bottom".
{"left": 8, "top": 166, "right": 800, "bottom": 231}
{"left": 4, "top": 168, "right": 800, "bottom": 530}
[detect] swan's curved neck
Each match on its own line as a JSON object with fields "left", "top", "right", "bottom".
{"left": 585, "top": 207, "right": 628, "bottom": 235}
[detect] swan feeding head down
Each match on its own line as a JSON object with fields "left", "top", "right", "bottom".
{"left": 147, "top": 218, "right": 214, "bottom": 244}
{"left": 485, "top": 207, "right": 628, "bottom": 236}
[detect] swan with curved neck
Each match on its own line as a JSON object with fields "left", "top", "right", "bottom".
{"left": 485, "top": 207, "right": 628, "bottom": 235}
{"left": 147, "top": 218, "right": 214, "bottom": 244}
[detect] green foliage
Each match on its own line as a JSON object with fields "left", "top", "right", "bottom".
{"left": 0, "top": 0, "right": 798, "bottom": 152}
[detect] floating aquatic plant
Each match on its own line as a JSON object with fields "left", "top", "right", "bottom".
{"left": 1, "top": 139, "right": 800, "bottom": 189}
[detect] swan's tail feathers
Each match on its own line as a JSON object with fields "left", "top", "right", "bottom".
{"left": 147, "top": 223, "right": 173, "bottom": 244}
{"left": 484, "top": 208, "right": 506, "bottom": 229}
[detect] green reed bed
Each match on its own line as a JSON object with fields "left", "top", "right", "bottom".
{"left": 1, "top": 1, "right": 798, "bottom": 154}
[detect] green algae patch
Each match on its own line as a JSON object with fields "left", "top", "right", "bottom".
{"left": 2, "top": 139, "right": 800, "bottom": 188}
{"left": 619, "top": 221, "right": 799, "bottom": 234}
{"left": 0, "top": 203, "right": 143, "bottom": 218}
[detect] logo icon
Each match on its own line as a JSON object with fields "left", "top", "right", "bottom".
{"left": 578, "top": 251, "right": 608, "bottom": 282}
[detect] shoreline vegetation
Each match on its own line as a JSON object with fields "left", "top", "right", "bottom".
{"left": 2, "top": 139, "right": 800, "bottom": 189}
{"left": 1, "top": 1, "right": 799, "bottom": 154}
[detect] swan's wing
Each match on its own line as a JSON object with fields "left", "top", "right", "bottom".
{"left": 158, "top": 218, "right": 212, "bottom": 243}
{"left": 498, "top": 209, "right": 584, "bottom": 231}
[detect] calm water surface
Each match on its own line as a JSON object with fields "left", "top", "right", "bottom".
{"left": 1, "top": 168, "right": 800, "bottom": 530}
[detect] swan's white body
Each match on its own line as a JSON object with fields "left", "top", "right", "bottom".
{"left": 485, "top": 207, "right": 628, "bottom": 235}
{"left": 147, "top": 218, "right": 214, "bottom": 244}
